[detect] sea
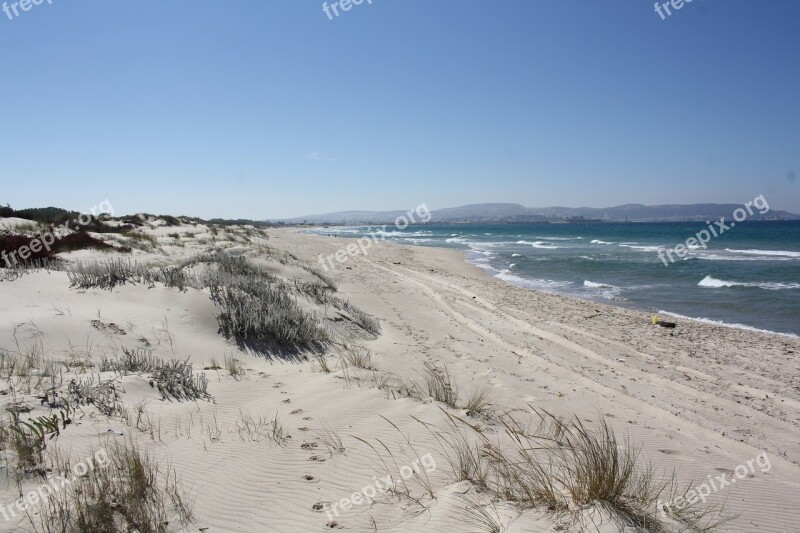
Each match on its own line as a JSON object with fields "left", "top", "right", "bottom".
{"left": 307, "top": 221, "right": 800, "bottom": 337}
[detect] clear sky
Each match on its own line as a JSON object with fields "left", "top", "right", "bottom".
{"left": 2, "top": 0, "right": 798, "bottom": 219}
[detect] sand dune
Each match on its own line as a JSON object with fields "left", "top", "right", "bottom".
{"left": 0, "top": 222, "right": 798, "bottom": 532}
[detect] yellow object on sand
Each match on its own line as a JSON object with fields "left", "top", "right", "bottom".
{"left": 652, "top": 315, "right": 660, "bottom": 325}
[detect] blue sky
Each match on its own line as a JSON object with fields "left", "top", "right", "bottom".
{"left": 2, "top": 0, "right": 798, "bottom": 219}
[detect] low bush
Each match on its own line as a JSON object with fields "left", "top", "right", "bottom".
{"left": 1, "top": 231, "right": 127, "bottom": 270}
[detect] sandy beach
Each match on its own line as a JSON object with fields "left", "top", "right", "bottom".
{"left": 1, "top": 224, "right": 798, "bottom": 532}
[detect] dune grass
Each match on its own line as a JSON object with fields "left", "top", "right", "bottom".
{"left": 338, "top": 342, "right": 375, "bottom": 370}
{"left": 463, "top": 387, "right": 493, "bottom": 416}
{"left": 415, "top": 362, "right": 459, "bottom": 407}
{"left": 65, "top": 249, "right": 378, "bottom": 352}
{"left": 67, "top": 259, "right": 199, "bottom": 291}
{"left": 98, "top": 347, "right": 210, "bottom": 402}
{"left": 224, "top": 354, "right": 245, "bottom": 379}
{"left": 30, "top": 441, "right": 193, "bottom": 532}
{"left": 421, "top": 409, "right": 724, "bottom": 532}
{"left": 203, "top": 251, "right": 328, "bottom": 349}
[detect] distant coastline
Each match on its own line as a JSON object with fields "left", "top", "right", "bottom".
{"left": 280, "top": 201, "right": 800, "bottom": 225}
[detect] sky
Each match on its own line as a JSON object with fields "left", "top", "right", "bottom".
{"left": 1, "top": 0, "right": 799, "bottom": 219}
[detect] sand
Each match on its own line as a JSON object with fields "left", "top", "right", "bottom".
{"left": 0, "top": 223, "right": 798, "bottom": 532}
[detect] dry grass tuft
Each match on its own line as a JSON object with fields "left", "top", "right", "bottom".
{"left": 224, "top": 354, "right": 245, "bottom": 380}
{"left": 464, "top": 386, "right": 493, "bottom": 416}
{"left": 425, "top": 409, "right": 726, "bottom": 532}
{"left": 30, "top": 441, "right": 193, "bottom": 532}
{"left": 338, "top": 343, "right": 375, "bottom": 370}
{"left": 202, "top": 251, "right": 328, "bottom": 349}
{"left": 415, "top": 362, "right": 459, "bottom": 407}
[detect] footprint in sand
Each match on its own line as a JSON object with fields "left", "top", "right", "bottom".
{"left": 325, "top": 521, "right": 344, "bottom": 529}
{"left": 309, "top": 455, "right": 326, "bottom": 462}
{"left": 301, "top": 442, "right": 318, "bottom": 450}
{"left": 311, "top": 501, "right": 329, "bottom": 512}
{"left": 290, "top": 409, "right": 303, "bottom": 415}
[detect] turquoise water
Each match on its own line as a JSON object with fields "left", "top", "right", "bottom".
{"left": 309, "top": 221, "right": 800, "bottom": 337}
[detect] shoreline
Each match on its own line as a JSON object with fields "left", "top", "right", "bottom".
{"left": 305, "top": 227, "right": 800, "bottom": 340}
{"left": 282, "top": 227, "right": 800, "bottom": 462}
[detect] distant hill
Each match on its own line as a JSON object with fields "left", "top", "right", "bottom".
{"left": 278, "top": 202, "right": 800, "bottom": 224}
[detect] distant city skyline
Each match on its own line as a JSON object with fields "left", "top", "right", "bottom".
{"left": 1, "top": 0, "right": 798, "bottom": 219}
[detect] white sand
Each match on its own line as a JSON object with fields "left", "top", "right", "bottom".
{"left": 0, "top": 222, "right": 798, "bottom": 532}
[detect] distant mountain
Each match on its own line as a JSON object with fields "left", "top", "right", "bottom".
{"left": 277, "top": 202, "right": 799, "bottom": 224}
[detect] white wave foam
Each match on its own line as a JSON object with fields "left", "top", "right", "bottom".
{"left": 495, "top": 271, "right": 573, "bottom": 291}
{"left": 583, "top": 280, "right": 624, "bottom": 301}
{"left": 584, "top": 280, "right": 616, "bottom": 289}
{"left": 696, "top": 254, "right": 789, "bottom": 262}
{"left": 658, "top": 311, "right": 799, "bottom": 339}
{"left": 724, "top": 248, "right": 800, "bottom": 258}
{"left": 591, "top": 239, "right": 614, "bottom": 245}
{"left": 619, "top": 244, "right": 664, "bottom": 252}
{"left": 698, "top": 275, "right": 800, "bottom": 290}
{"left": 517, "top": 240, "right": 560, "bottom": 249}
{"left": 372, "top": 230, "right": 431, "bottom": 238}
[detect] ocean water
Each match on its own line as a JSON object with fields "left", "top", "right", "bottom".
{"left": 308, "top": 221, "right": 800, "bottom": 337}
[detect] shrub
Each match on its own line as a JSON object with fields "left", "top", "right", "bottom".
{"left": 1, "top": 232, "right": 124, "bottom": 270}
{"left": 121, "top": 229, "right": 158, "bottom": 249}
{"left": 1, "top": 232, "right": 55, "bottom": 265}
{"left": 150, "top": 360, "right": 210, "bottom": 402}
